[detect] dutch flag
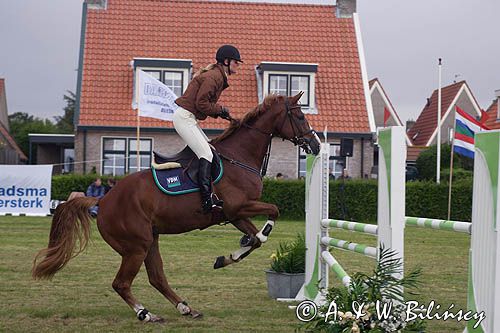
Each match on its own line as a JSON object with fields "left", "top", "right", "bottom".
{"left": 454, "top": 106, "right": 489, "bottom": 158}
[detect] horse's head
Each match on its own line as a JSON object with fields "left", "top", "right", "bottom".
{"left": 269, "top": 93, "right": 321, "bottom": 155}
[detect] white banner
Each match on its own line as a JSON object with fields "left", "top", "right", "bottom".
{"left": 135, "top": 69, "right": 178, "bottom": 121}
{"left": 0, "top": 165, "right": 53, "bottom": 215}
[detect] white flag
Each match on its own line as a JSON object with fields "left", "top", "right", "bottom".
{"left": 135, "top": 70, "right": 178, "bottom": 121}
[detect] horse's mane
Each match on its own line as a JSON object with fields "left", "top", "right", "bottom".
{"left": 211, "top": 94, "right": 284, "bottom": 144}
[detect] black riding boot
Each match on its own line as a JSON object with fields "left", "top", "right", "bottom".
{"left": 198, "top": 158, "right": 223, "bottom": 214}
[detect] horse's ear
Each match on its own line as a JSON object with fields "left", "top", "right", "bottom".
{"left": 289, "top": 91, "right": 304, "bottom": 104}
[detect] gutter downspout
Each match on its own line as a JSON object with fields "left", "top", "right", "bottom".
{"left": 361, "top": 137, "right": 364, "bottom": 178}
{"left": 83, "top": 129, "right": 87, "bottom": 174}
{"left": 74, "top": 2, "right": 87, "bottom": 128}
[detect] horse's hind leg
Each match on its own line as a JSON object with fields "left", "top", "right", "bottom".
{"left": 144, "top": 234, "right": 202, "bottom": 318}
{"left": 112, "top": 251, "right": 165, "bottom": 323}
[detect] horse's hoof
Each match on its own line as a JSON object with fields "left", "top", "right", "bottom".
{"left": 149, "top": 315, "right": 166, "bottom": 323}
{"left": 189, "top": 309, "right": 203, "bottom": 319}
{"left": 214, "top": 256, "right": 225, "bottom": 269}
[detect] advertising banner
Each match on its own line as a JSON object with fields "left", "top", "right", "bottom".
{"left": 0, "top": 165, "right": 53, "bottom": 215}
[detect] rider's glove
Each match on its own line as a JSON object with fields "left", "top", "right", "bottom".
{"left": 219, "top": 107, "right": 231, "bottom": 120}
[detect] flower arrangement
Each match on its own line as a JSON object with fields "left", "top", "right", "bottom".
{"left": 269, "top": 233, "right": 306, "bottom": 274}
{"left": 302, "top": 246, "right": 426, "bottom": 332}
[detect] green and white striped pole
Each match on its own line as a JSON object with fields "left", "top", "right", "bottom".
{"left": 405, "top": 216, "right": 471, "bottom": 234}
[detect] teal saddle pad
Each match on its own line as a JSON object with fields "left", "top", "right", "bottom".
{"left": 152, "top": 159, "right": 223, "bottom": 196}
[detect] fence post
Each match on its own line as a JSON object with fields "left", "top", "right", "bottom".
{"left": 377, "top": 127, "right": 406, "bottom": 279}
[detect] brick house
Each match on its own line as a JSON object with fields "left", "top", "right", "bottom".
{"left": 74, "top": 0, "right": 375, "bottom": 179}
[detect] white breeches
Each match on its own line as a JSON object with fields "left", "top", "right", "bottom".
{"left": 173, "top": 106, "right": 213, "bottom": 162}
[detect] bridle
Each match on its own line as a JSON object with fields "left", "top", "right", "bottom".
{"left": 218, "top": 98, "right": 317, "bottom": 178}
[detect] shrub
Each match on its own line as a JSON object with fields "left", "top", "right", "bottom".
{"left": 416, "top": 144, "right": 474, "bottom": 181}
{"left": 269, "top": 233, "right": 305, "bottom": 274}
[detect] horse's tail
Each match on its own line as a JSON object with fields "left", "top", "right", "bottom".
{"left": 32, "top": 197, "right": 98, "bottom": 280}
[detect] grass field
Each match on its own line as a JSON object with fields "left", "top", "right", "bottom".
{"left": 0, "top": 216, "right": 469, "bottom": 332}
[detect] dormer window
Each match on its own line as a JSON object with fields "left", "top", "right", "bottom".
{"left": 269, "top": 75, "right": 310, "bottom": 107}
{"left": 258, "top": 62, "right": 317, "bottom": 114}
{"left": 133, "top": 58, "right": 191, "bottom": 98}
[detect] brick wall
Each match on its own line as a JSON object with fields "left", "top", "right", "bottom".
{"left": 75, "top": 129, "right": 299, "bottom": 177}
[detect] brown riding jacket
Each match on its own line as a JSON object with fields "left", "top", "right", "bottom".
{"left": 175, "top": 64, "right": 229, "bottom": 120}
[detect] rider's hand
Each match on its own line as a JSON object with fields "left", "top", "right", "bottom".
{"left": 219, "top": 107, "right": 231, "bottom": 120}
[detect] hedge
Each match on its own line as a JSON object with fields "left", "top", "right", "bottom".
{"left": 51, "top": 174, "right": 473, "bottom": 222}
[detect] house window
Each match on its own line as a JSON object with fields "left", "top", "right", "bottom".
{"left": 291, "top": 75, "right": 310, "bottom": 106}
{"left": 259, "top": 62, "right": 317, "bottom": 114}
{"left": 128, "top": 139, "right": 152, "bottom": 173}
{"left": 143, "top": 70, "right": 183, "bottom": 97}
{"left": 298, "top": 144, "right": 345, "bottom": 178}
{"left": 102, "top": 137, "right": 153, "bottom": 176}
{"left": 269, "top": 75, "right": 288, "bottom": 96}
{"left": 269, "top": 74, "right": 310, "bottom": 107}
{"left": 134, "top": 58, "right": 191, "bottom": 100}
{"left": 102, "top": 138, "right": 127, "bottom": 176}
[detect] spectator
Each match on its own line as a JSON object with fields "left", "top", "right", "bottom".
{"left": 275, "top": 173, "right": 284, "bottom": 180}
{"left": 86, "top": 177, "right": 106, "bottom": 217}
{"left": 105, "top": 178, "right": 117, "bottom": 194}
{"left": 340, "top": 169, "right": 351, "bottom": 180}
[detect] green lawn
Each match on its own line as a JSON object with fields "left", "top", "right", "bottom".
{"left": 0, "top": 216, "right": 469, "bottom": 332}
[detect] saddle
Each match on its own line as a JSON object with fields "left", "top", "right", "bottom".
{"left": 151, "top": 146, "right": 223, "bottom": 195}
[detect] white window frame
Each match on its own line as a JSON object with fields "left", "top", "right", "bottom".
{"left": 138, "top": 66, "right": 189, "bottom": 98}
{"left": 263, "top": 70, "right": 317, "bottom": 114}
{"left": 100, "top": 136, "right": 155, "bottom": 176}
{"left": 298, "top": 143, "right": 345, "bottom": 178}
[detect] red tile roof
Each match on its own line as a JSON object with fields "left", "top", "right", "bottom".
{"left": 483, "top": 99, "right": 499, "bottom": 129}
{"left": 0, "top": 121, "right": 27, "bottom": 161}
{"left": 407, "top": 81, "right": 473, "bottom": 146}
{"left": 78, "top": 0, "right": 369, "bottom": 133}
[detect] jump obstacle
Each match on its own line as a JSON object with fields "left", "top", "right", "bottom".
{"left": 292, "top": 126, "right": 500, "bottom": 333}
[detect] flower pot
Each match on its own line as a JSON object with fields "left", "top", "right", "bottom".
{"left": 265, "top": 269, "right": 305, "bottom": 299}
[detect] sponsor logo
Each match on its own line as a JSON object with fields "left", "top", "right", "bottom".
{"left": 166, "top": 176, "right": 181, "bottom": 188}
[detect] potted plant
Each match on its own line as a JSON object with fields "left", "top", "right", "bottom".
{"left": 266, "top": 233, "right": 306, "bottom": 299}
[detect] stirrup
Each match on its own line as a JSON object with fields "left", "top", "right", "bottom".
{"left": 202, "top": 194, "right": 223, "bottom": 214}
{"left": 211, "top": 193, "right": 223, "bottom": 209}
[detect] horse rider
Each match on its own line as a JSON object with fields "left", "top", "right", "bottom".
{"left": 174, "top": 45, "right": 243, "bottom": 214}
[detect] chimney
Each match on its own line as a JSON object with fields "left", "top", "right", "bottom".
{"left": 85, "top": 0, "right": 107, "bottom": 10}
{"left": 336, "top": 0, "right": 357, "bottom": 18}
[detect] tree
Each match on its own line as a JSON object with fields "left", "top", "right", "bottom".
{"left": 8, "top": 112, "right": 57, "bottom": 157}
{"left": 54, "top": 91, "right": 75, "bottom": 133}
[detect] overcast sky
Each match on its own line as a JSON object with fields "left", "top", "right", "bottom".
{"left": 0, "top": 0, "right": 498, "bottom": 123}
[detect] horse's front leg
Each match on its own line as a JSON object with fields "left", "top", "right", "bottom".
{"left": 214, "top": 201, "right": 279, "bottom": 269}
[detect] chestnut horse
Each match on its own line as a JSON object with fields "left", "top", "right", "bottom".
{"left": 32, "top": 93, "right": 320, "bottom": 322}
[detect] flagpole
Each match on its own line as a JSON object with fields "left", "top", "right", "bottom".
{"left": 437, "top": 58, "right": 442, "bottom": 184}
{"left": 447, "top": 127, "right": 455, "bottom": 220}
{"left": 136, "top": 69, "right": 141, "bottom": 172}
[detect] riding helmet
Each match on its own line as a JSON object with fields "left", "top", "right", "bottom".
{"left": 216, "top": 45, "right": 243, "bottom": 64}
